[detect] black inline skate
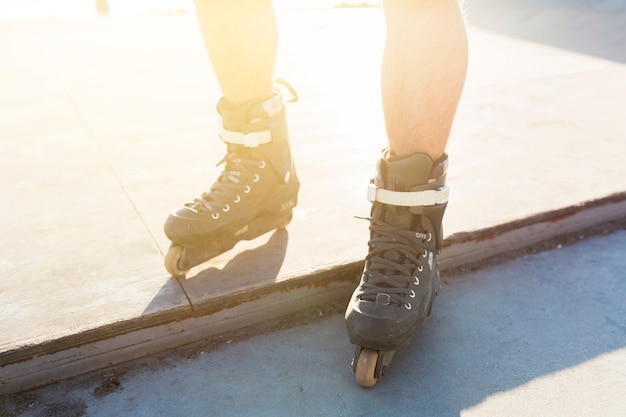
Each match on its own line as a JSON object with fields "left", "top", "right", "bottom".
{"left": 345, "top": 147, "right": 449, "bottom": 387}
{"left": 164, "top": 89, "right": 299, "bottom": 278}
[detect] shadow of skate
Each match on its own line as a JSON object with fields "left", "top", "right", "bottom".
{"left": 177, "top": 229, "right": 291, "bottom": 309}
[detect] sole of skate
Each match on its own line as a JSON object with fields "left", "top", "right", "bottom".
{"left": 164, "top": 210, "right": 293, "bottom": 278}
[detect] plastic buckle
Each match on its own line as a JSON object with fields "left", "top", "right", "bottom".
{"left": 243, "top": 132, "right": 260, "bottom": 148}
{"left": 367, "top": 183, "right": 377, "bottom": 202}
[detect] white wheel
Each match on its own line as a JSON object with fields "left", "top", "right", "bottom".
{"left": 164, "top": 245, "right": 189, "bottom": 278}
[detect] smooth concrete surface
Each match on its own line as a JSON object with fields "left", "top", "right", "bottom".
{"left": 1, "top": 0, "right": 626, "bottom": 395}
{"left": 8, "top": 229, "right": 626, "bottom": 417}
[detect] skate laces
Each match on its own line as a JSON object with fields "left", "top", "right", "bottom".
{"left": 188, "top": 151, "right": 265, "bottom": 217}
{"left": 187, "top": 80, "right": 296, "bottom": 218}
{"left": 358, "top": 215, "right": 438, "bottom": 307}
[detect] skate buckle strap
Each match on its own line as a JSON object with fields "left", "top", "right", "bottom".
{"left": 367, "top": 183, "right": 449, "bottom": 207}
{"left": 219, "top": 124, "right": 272, "bottom": 148}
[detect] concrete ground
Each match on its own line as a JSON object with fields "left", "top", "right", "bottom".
{"left": 5, "top": 229, "right": 626, "bottom": 417}
{"left": 1, "top": 0, "right": 626, "bottom": 412}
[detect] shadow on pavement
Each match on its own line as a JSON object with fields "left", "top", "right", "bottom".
{"left": 466, "top": 0, "right": 626, "bottom": 64}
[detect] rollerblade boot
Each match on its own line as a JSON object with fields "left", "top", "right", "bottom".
{"left": 164, "top": 90, "right": 299, "bottom": 278}
{"left": 345, "top": 148, "right": 448, "bottom": 387}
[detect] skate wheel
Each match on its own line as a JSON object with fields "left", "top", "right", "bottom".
{"left": 164, "top": 245, "right": 189, "bottom": 278}
{"left": 355, "top": 348, "right": 379, "bottom": 388}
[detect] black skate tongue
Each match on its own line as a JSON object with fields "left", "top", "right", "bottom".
{"left": 377, "top": 149, "right": 434, "bottom": 267}
{"left": 217, "top": 94, "right": 277, "bottom": 132}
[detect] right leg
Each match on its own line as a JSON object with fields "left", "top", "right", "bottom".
{"left": 164, "top": 0, "right": 299, "bottom": 278}
{"left": 345, "top": 0, "right": 468, "bottom": 387}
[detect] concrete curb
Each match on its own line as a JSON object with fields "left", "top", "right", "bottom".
{"left": 2, "top": 191, "right": 625, "bottom": 395}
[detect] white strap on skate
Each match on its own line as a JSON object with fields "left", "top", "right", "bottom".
{"left": 367, "top": 183, "right": 449, "bottom": 207}
{"left": 219, "top": 124, "right": 272, "bottom": 148}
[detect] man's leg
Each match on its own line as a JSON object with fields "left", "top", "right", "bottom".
{"left": 382, "top": 0, "right": 468, "bottom": 159}
{"left": 163, "top": 0, "right": 299, "bottom": 278}
{"left": 345, "top": 0, "right": 468, "bottom": 387}
{"left": 193, "top": 0, "right": 278, "bottom": 106}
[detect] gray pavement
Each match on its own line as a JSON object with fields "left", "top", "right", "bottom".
{"left": 1, "top": 0, "right": 626, "bottom": 405}
{"left": 7, "top": 229, "right": 626, "bottom": 417}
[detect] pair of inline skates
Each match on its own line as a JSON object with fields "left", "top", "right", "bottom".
{"left": 163, "top": 90, "right": 449, "bottom": 387}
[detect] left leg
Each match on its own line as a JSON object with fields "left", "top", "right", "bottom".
{"left": 163, "top": 0, "right": 300, "bottom": 277}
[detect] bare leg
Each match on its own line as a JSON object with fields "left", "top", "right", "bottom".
{"left": 164, "top": 0, "right": 299, "bottom": 278}
{"left": 193, "top": 0, "right": 278, "bottom": 106}
{"left": 346, "top": 1, "right": 468, "bottom": 387}
{"left": 381, "top": 0, "right": 468, "bottom": 159}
